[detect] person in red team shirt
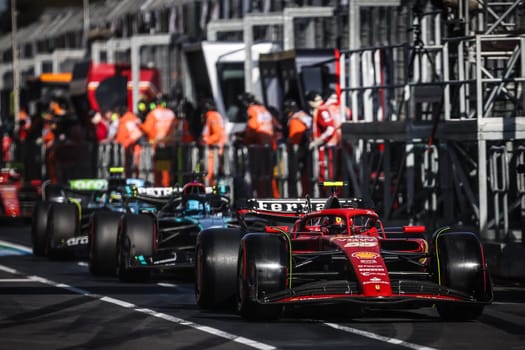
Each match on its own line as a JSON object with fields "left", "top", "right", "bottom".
{"left": 306, "top": 91, "right": 339, "bottom": 196}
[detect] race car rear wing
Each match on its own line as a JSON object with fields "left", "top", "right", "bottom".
{"left": 245, "top": 197, "right": 364, "bottom": 213}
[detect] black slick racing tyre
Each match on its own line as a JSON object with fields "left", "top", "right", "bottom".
{"left": 31, "top": 201, "right": 52, "bottom": 256}
{"left": 45, "top": 202, "right": 79, "bottom": 260}
{"left": 195, "top": 228, "right": 244, "bottom": 310}
{"left": 89, "top": 211, "right": 122, "bottom": 276}
{"left": 431, "top": 228, "right": 492, "bottom": 321}
{"left": 116, "top": 214, "right": 155, "bottom": 282}
{"left": 237, "top": 233, "right": 289, "bottom": 321}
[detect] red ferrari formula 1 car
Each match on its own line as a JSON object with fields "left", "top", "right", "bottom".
{"left": 0, "top": 167, "right": 40, "bottom": 219}
{"left": 195, "top": 184, "right": 493, "bottom": 321}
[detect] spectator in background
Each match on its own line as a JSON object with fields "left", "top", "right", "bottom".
{"left": 139, "top": 95, "right": 177, "bottom": 186}
{"left": 136, "top": 95, "right": 151, "bottom": 122}
{"left": 238, "top": 92, "right": 279, "bottom": 198}
{"left": 42, "top": 94, "right": 79, "bottom": 182}
{"left": 115, "top": 105, "right": 144, "bottom": 177}
{"left": 17, "top": 107, "right": 31, "bottom": 142}
{"left": 283, "top": 98, "right": 312, "bottom": 197}
{"left": 241, "top": 92, "right": 274, "bottom": 147}
{"left": 91, "top": 111, "right": 108, "bottom": 142}
{"left": 104, "top": 109, "right": 120, "bottom": 143}
{"left": 306, "top": 90, "right": 338, "bottom": 196}
{"left": 199, "top": 98, "right": 226, "bottom": 186}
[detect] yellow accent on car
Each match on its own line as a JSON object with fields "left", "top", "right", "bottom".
{"left": 68, "top": 197, "right": 82, "bottom": 223}
{"left": 323, "top": 181, "right": 344, "bottom": 187}
{"left": 109, "top": 167, "right": 125, "bottom": 174}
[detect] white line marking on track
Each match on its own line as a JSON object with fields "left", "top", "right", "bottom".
{"left": 0, "top": 240, "right": 32, "bottom": 254}
{"left": 100, "top": 296, "right": 136, "bottom": 308}
{"left": 157, "top": 282, "right": 178, "bottom": 288}
{"left": 0, "top": 261, "right": 275, "bottom": 350}
{"left": 0, "top": 278, "right": 33, "bottom": 282}
{"left": 77, "top": 262, "right": 88, "bottom": 267}
{"left": 323, "top": 322, "right": 438, "bottom": 350}
{"left": 0, "top": 265, "right": 18, "bottom": 274}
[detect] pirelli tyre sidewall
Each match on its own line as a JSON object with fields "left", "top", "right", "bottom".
{"left": 116, "top": 213, "right": 155, "bottom": 282}
{"left": 89, "top": 211, "right": 123, "bottom": 276}
{"left": 32, "top": 201, "right": 52, "bottom": 256}
{"left": 430, "top": 228, "right": 493, "bottom": 320}
{"left": 45, "top": 202, "right": 79, "bottom": 260}
{"left": 195, "top": 228, "right": 245, "bottom": 310}
{"left": 237, "top": 232, "right": 289, "bottom": 321}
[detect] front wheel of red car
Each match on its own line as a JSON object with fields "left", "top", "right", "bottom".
{"left": 237, "top": 233, "right": 288, "bottom": 321}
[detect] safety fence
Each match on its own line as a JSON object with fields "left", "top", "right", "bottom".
{"left": 95, "top": 141, "right": 342, "bottom": 200}
{"left": 2, "top": 136, "right": 346, "bottom": 200}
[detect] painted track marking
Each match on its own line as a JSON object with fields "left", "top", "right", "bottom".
{"left": 323, "top": 322, "right": 438, "bottom": 350}
{"left": 0, "top": 240, "right": 32, "bottom": 256}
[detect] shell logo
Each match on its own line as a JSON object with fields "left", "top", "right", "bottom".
{"left": 351, "top": 251, "right": 380, "bottom": 259}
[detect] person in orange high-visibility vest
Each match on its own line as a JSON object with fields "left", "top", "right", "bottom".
{"left": 139, "top": 96, "right": 177, "bottom": 186}
{"left": 199, "top": 99, "right": 226, "bottom": 186}
{"left": 239, "top": 92, "right": 279, "bottom": 198}
{"left": 115, "top": 106, "right": 144, "bottom": 177}
{"left": 242, "top": 93, "right": 274, "bottom": 147}
{"left": 283, "top": 98, "right": 312, "bottom": 197}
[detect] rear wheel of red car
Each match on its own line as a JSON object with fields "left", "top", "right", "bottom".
{"left": 116, "top": 214, "right": 154, "bottom": 282}
{"left": 195, "top": 228, "right": 244, "bottom": 310}
{"left": 431, "top": 229, "right": 492, "bottom": 320}
{"left": 89, "top": 211, "right": 122, "bottom": 276}
{"left": 32, "top": 201, "right": 52, "bottom": 256}
{"left": 237, "top": 233, "right": 288, "bottom": 321}
{"left": 45, "top": 202, "right": 79, "bottom": 260}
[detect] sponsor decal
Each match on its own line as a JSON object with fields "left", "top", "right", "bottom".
{"left": 153, "top": 254, "right": 178, "bottom": 265}
{"left": 334, "top": 236, "right": 378, "bottom": 248}
{"left": 351, "top": 251, "right": 379, "bottom": 259}
{"left": 357, "top": 260, "right": 378, "bottom": 264}
{"left": 66, "top": 236, "right": 89, "bottom": 247}
{"left": 344, "top": 241, "right": 377, "bottom": 248}
{"left": 358, "top": 267, "right": 385, "bottom": 272}
{"left": 362, "top": 280, "right": 390, "bottom": 285}
{"left": 126, "top": 178, "right": 145, "bottom": 187}
{"left": 250, "top": 199, "right": 325, "bottom": 212}
{"left": 69, "top": 179, "right": 107, "bottom": 191}
{"left": 138, "top": 187, "right": 175, "bottom": 197}
{"left": 361, "top": 272, "right": 386, "bottom": 277}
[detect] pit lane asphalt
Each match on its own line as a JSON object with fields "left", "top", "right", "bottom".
{"left": 1, "top": 223, "right": 524, "bottom": 350}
